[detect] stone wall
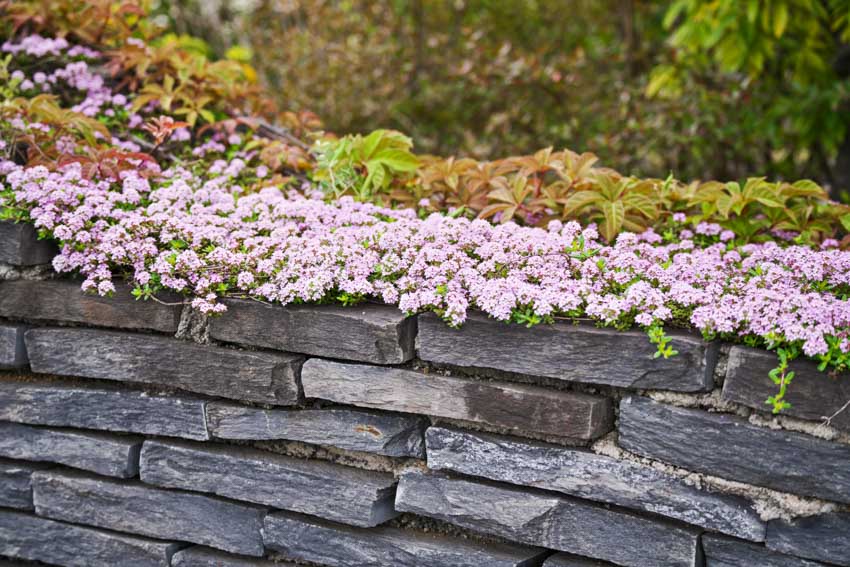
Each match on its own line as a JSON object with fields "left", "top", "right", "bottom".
{"left": 0, "top": 219, "right": 848, "bottom": 567}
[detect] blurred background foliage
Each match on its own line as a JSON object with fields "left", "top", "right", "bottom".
{"left": 150, "top": 0, "right": 850, "bottom": 199}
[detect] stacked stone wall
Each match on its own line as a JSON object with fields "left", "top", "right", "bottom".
{"left": 1, "top": 220, "right": 848, "bottom": 567}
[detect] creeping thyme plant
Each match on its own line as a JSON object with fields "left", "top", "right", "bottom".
{"left": 2, "top": 1, "right": 850, "bottom": 413}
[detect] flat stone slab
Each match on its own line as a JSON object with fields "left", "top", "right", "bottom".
{"left": 418, "top": 312, "right": 716, "bottom": 392}
{"left": 543, "top": 553, "right": 614, "bottom": 566}
{"left": 0, "top": 422, "right": 141, "bottom": 478}
{"left": 172, "top": 546, "right": 287, "bottom": 567}
{"left": 0, "top": 324, "right": 27, "bottom": 369}
{"left": 207, "top": 402, "right": 426, "bottom": 457}
{"left": 703, "top": 535, "right": 828, "bottom": 567}
{"left": 0, "top": 379, "right": 209, "bottom": 440}
{"left": 140, "top": 439, "right": 398, "bottom": 527}
{"left": 301, "top": 359, "right": 613, "bottom": 440}
{"left": 766, "top": 512, "right": 850, "bottom": 566}
{"left": 425, "top": 426, "right": 765, "bottom": 540}
{"left": 0, "top": 279, "right": 182, "bottom": 333}
{"left": 263, "top": 510, "right": 550, "bottom": 567}
{"left": 31, "top": 470, "right": 266, "bottom": 556}
{"left": 0, "top": 509, "right": 180, "bottom": 566}
{"left": 723, "top": 346, "right": 850, "bottom": 431}
{"left": 0, "top": 458, "right": 48, "bottom": 509}
{"left": 0, "top": 221, "right": 57, "bottom": 266}
{"left": 618, "top": 396, "right": 850, "bottom": 503}
{"left": 210, "top": 298, "right": 415, "bottom": 364}
{"left": 25, "top": 328, "right": 303, "bottom": 404}
{"left": 395, "top": 472, "right": 701, "bottom": 567}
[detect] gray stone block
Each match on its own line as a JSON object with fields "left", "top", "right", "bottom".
{"left": 209, "top": 298, "right": 415, "bottom": 364}
{"left": 0, "top": 458, "right": 48, "bottom": 509}
{"left": 543, "top": 553, "right": 613, "bottom": 566}
{"left": 0, "top": 422, "right": 141, "bottom": 478}
{"left": 395, "top": 472, "right": 701, "bottom": 567}
{"left": 301, "top": 359, "right": 613, "bottom": 440}
{"left": 25, "top": 328, "right": 303, "bottom": 404}
{"left": 0, "top": 379, "right": 208, "bottom": 440}
{"left": 140, "top": 439, "right": 398, "bottom": 527}
{"left": 0, "top": 325, "right": 27, "bottom": 369}
{"left": 31, "top": 470, "right": 266, "bottom": 556}
{"left": 618, "top": 396, "right": 850, "bottom": 503}
{"left": 0, "top": 279, "right": 182, "bottom": 333}
{"left": 723, "top": 346, "right": 850, "bottom": 431}
{"left": 418, "top": 312, "right": 716, "bottom": 392}
{"left": 425, "top": 426, "right": 765, "bottom": 540}
{"left": 172, "top": 546, "right": 286, "bottom": 567}
{"left": 206, "top": 402, "right": 426, "bottom": 457}
{"left": 0, "top": 221, "right": 56, "bottom": 266}
{"left": 766, "top": 512, "right": 850, "bottom": 566}
{"left": 0, "top": 509, "right": 181, "bottom": 566}
{"left": 263, "top": 510, "right": 550, "bottom": 567}
{"left": 703, "top": 535, "right": 828, "bottom": 567}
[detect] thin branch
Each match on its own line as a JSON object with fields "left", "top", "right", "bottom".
{"left": 256, "top": 121, "right": 310, "bottom": 150}
{"left": 819, "top": 397, "right": 850, "bottom": 430}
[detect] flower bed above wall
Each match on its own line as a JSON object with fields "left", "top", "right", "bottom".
{"left": 1, "top": 3, "right": 850, "bottom": 412}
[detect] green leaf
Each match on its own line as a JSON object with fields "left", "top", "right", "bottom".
{"left": 561, "top": 190, "right": 603, "bottom": 216}
{"left": 225, "top": 45, "right": 253, "bottom": 62}
{"left": 773, "top": 3, "right": 788, "bottom": 37}
{"left": 360, "top": 130, "right": 386, "bottom": 160}
{"left": 370, "top": 148, "right": 420, "bottom": 172}
{"left": 600, "top": 200, "right": 625, "bottom": 242}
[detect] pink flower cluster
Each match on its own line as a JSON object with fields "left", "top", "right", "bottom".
{"left": 3, "top": 159, "right": 850, "bottom": 361}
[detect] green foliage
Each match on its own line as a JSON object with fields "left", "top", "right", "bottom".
{"left": 312, "top": 130, "right": 420, "bottom": 202}
{"left": 655, "top": 0, "right": 850, "bottom": 197}
{"left": 766, "top": 346, "right": 799, "bottom": 413}
{"left": 311, "top": 132, "right": 850, "bottom": 244}
{"left": 647, "top": 323, "right": 679, "bottom": 359}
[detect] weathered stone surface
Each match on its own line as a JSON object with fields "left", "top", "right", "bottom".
{"left": 618, "top": 396, "right": 850, "bottom": 503}
{"left": 543, "top": 553, "right": 613, "bottom": 566}
{"left": 140, "top": 439, "right": 397, "bottom": 527}
{"left": 263, "top": 510, "right": 550, "bottom": 567}
{"left": 32, "top": 470, "right": 266, "bottom": 556}
{"left": 766, "top": 512, "right": 850, "bottom": 566}
{"left": 0, "top": 422, "right": 141, "bottom": 478}
{"left": 25, "top": 328, "right": 302, "bottom": 404}
{"left": 0, "top": 279, "right": 182, "bottom": 333}
{"left": 0, "top": 379, "right": 209, "bottom": 440}
{"left": 210, "top": 298, "right": 415, "bottom": 364}
{"left": 425, "top": 426, "right": 765, "bottom": 541}
{"left": 0, "top": 458, "right": 48, "bottom": 509}
{"left": 0, "top": 509, "right": 180, "bottom": 566}
{"left": 395, "top": 472, "right": 701, "bottom": 567}
{"left": 418, "top": 311, "right": 716, "bottom": 392}
{"left": 302, "top": 359, "right": 612, "bottom": 440}
{"left": 172, "top": 546, "right": 286, "bottom": 567}
{"left": 0, "top": 221, "right": 56, "bottom": 266}
{"left": 703, "top": 535, "right": 827, "bottom": 567}
{"left": 723, "top": 346, "right": 850, "bottom": 431}
{"left": 206, "top": 402, "right": 426, "bottom": 457}
{"left": 0, "top": 324, "right": 27, "bottom": 369}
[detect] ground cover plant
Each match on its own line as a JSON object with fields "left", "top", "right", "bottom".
{"left": 2, "top": 1, "right": 850, "bottom": 413}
